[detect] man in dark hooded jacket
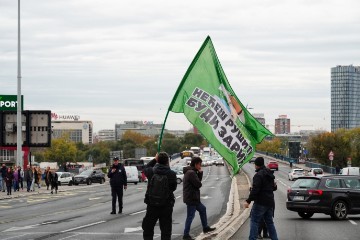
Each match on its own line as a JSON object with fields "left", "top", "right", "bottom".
{"left": 244, "top": 157, "right": 278, "bottom": 240}
{"left": 108, "top": 157, "right": 127, "bottom": 214}
{"left": 182, "top": 157, "right": 215, "bottom": 240}
{"left": 142, "top": 152, "right": 177, "bottom": 240}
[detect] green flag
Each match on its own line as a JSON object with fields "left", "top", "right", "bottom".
{"left": 159, "top": 36, "right": 272, "bottom": 174}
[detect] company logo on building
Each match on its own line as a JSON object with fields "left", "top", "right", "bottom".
{"left": 51, "top": 113, "right": 80, "bottom": 121}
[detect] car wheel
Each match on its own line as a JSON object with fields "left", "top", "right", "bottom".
{"left": 176, "top": 178, "right": 182, "bottom": 184}
{"left": 74, "top": 183, "right": 79, "bottom": 185}
{"left": 276, "top": 168, "right": 278, "bottom": 171}
{"left": 58, "top": 181, "right": 61, "bottom": 186}
{"left": 100, "top": 179, "right": 105, "bottom": 184}
{"left": 331, "top": 200, "right": 348, "bottom": 220}
{"left": 68, "top": 181, "right": 73, "bottom": 186}
{"left": 298, "top": 212, "right": 314, "bottom": 219}
{"left": 87, "top": 179, "right": 92, "bottom": 185}
{"left": 134, "top": 182, "right": 138, "bottom": 185}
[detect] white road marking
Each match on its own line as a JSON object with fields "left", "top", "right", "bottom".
{"left": 124, "top": 226, "right": 142, "bottom": 233}
{"left": 176, "top": 195, "right": 182, "bottom": 199}
{"left": 1, "top": 233, "right": 29, "bottom": 240}
{"left": 349, "top": 220, "right": 357, "bottom": 225}
{"left": 129, "top": 210, "right": 147, "bottom": 216}
{"left": 60, "top": 221, "right": 106, "bottom": 233}
{"left": 201, "top": 195, "right": 212, "bottom": 200}
{"left": 58, "top": 233, "right": 80, "bottom": 240}
{"left": 89, "top": 197, "right": 102, "bottom": 200}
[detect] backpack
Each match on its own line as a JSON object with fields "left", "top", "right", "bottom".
{"left": 148, "top": 173, "right": 169, "bottom": 207}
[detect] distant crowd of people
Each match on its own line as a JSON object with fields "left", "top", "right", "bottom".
{"left": 0, "top": 164, "right": 59, "bottom": 196}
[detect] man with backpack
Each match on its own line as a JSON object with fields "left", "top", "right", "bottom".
{"left": 142, "top": 152, "right": 177, "bottom": 240}
{"left": 182, "top": 157, "right": 216, "bottom": 240}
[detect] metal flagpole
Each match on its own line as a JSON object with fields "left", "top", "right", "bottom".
{"left": 17, "top": 0, "right": 23, "bottom": 167}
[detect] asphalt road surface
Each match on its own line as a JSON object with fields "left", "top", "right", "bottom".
{"left": 230, "top": 156, "right": 360, "bottom": 240}
{"left": 0, "top": 159, "right": 231, "bottom": 240}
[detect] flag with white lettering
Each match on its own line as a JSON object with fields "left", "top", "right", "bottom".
{"left": 159, "top": 36, "right": 272, "bottom": 174}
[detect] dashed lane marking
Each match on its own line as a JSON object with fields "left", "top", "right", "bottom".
{"left": 129, "top": 210, "right": 146, "bottom": 216}
{"left": 60, "top": 221, "right": 106, "bottom": 233}
{"left": 349, "top": 220, "right": 357, "bottom": 225}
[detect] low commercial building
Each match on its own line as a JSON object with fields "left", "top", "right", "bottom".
{"left": 52, "top": 120, "right": 93, "bottom": 144}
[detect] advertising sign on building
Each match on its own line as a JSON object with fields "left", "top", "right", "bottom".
{"left": 0, "top": 95, "right": 24, "bottom": 111}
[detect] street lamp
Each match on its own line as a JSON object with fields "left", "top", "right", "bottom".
{"left": 16, "top": 0, "right": 23, "bottom": 167}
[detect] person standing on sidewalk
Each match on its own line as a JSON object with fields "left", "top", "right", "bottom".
{"left": 244, "top": 157, "right": 278, "bottom": 240}
{"left": 49, "top": 170, "right": 58, "bottom": 194}
{"left": 142, "top": 152, "right": 177, "bottom": 240}
{"left": 24, "top": 165, "right": 33, "bottom": 192}
{"left": 108, "top": 157, "right": 127, "bottom": 214}
{"left": 13, "top": 167, "right": 19, "bottom": 192}
{"left": 5, "top": 167, "right": 14, "bottom": 195}
{"left": 45, "top": 167, "right": 51, "bottom": 190}
{"left": 0, "top": 164, "right": 7, "bottom": 192}
{"left": 18, "top": 166, "right": 24, "bottom": 191}
{"left": 182, "top": 157, "right": 216, "bottom": 240}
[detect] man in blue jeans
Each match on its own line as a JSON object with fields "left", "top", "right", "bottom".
{"left": 244, "top": 157, "right": 278, "bottom": 240}
{"left": 182, "top": 157, "right": 215, "bottom": 240}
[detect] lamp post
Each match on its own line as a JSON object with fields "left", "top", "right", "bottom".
{"left": 16, "top": 0, "right": 23, "bottom": 167}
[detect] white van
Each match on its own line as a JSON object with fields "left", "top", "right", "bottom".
{"left": 340, "top": 167, "right": 360, "bottom": 176}
{"left": 125, "top": 166, "right": 139, "bottom": 184}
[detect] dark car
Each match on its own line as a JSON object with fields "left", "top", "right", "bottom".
{"left": 286, "top": 175, "right": 360, "bottom": 220}
{"left": 74, "top": 169, "right": 106, "bottom": 185}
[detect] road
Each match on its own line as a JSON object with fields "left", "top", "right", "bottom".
{"left": 0, "top": 158, "right": 231, "bottom": 240}
{"left": 230, "top": 156, "right": 360, "bottom": 240}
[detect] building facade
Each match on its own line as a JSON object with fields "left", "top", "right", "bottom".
{"left": 96, "top": 129, "right": 115, "bottom": 142}
{"left": 52, "top": 121, "right": 93, "bottom": 144}
{"left": 115, "top": 121, "right": 164, "bottom": 140}
{"left": 253, "top": 113, "right": 266, "bottom": 126}
{"left": 275, "top": 115, "right": 291, "bottom": 134}
{"left": 331, "top": 65, "right": 360, "bottom": 132}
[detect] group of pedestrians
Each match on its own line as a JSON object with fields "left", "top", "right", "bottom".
{"left": 107, "top": 153, "right": 215, "bottom": 240}
{"left": 0, "top": 164, "right": 59, "bottom": 195}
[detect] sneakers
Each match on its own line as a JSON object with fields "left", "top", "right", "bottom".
{"left": 257, "top": 234, "right": 263, "bottom": 239}
{"left": 182, "top": 235, "right": 195, "bottom": 240}
{"left": 118, "top": 210, "right": 122, "bottom": 214}
{"left": 203, "top": 226, "right": 216, "bottom": 233}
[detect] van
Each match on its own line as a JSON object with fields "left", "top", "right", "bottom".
{"left": 125, "top": 166, "right": 139, "bottom": 184}
{"left": 340, "top": 167, "right": 360, "bottom": 176}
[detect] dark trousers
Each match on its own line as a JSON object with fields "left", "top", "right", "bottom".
{"left": 45, "top": 179, "right": 50, "bottom": 189}
{"left": 111, "top": 187, "right": 123, "bottom": 212}
{"left": 26, "top": 179, "right": 32, "bottom": 191}
{"left": 51, "top": 182, "right": 58, "bottom": 193}
{"left": 142, "top": 204, "right": 173, "bottom": 240}
{"left": 7, "top": 185, "right": 12, "bottom": 195}
{"left": 184, "top": 202, "right": 208, "bottom": 235}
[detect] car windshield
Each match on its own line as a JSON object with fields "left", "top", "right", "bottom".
{"left": 313, "top": 169, "right": 323, "bottom": 174}
{"left": 79, "top": 170, "right": 92, "bottom": 176}
{"left": 292, "top": 178, "right": 319, "bottom": 189}
{"left": 294, "top": 170, "right": 304, "bottom": 173}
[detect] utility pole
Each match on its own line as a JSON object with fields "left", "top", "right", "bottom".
{"left": 16, "top": 0, "right": 23, "bottom": 167}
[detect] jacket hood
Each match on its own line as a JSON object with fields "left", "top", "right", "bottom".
{"left": 153, "top": 163, "right": 171, "bottom": 175}
{"left": 257, "top": 166, "right": 275, "bottom": 180}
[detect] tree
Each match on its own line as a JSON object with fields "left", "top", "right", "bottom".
{"left": 122, "top": 130, "right": 152, "bottom": 145}
{"left": 43, "top": 135, "right": 77, "bottom": 165}
{"left": 183, "top": 133, "right": 205, "bottom": 147}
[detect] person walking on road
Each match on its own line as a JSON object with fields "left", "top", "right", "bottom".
{"left": 24, "top": 165, "right": 33, "bottom": 192}
{"left": 13, "top": 167, "right": 19, "bottom": 192}
{"left": 0, "top": 164, "right": 7, "bottom": 192}
{"left": 108, "top": 157, "right": 127, "bottom": 214}
{"left": 36, "top": 166, "right": 42, "bottom": 189}
{"left": 244, "top": 157, "right": 278, "bottom": 240}
{"left": 142, "top": 152, "right": 177, "bottom": 240}
{"left": 49, "top": 170, "right": 58, "bottom": 194}
{"left": 5, "top": 167, "right": 14, "bottom": 195}
{"left": 45, "top": 167, "right": 51, "bottom": 190}
{"left": 182, "top": 157, "right": 216, "bottom": 240}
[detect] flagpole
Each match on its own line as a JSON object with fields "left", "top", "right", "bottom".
{"left": 157, "top": 110, "right": 170, "bottom": 152}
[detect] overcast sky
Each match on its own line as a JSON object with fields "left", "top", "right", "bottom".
{"left": 1, "top": 0, "right": 359, "bottom": 133}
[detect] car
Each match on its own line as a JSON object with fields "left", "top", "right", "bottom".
{"left": 216, "top": 158, "right": 225, "bottom": 166}
{"left": 288, "top": 169, "right": 305, "bottom": 181}
{"left": 184, "top": 157, "right": 192, "bottom": 166}
{"left": 74, "top": 169, "right": 106, "bottom": 185}
{"left": 340, "top": 167, "right": 360, "bottom": 175}
{"left": 125, "top": 166, "right": 139, "bottom": 184}
{"left": 307, "top": 168, "right": 324, "bottom": 177}
{"left": 286, "top": 175, "right": 360, "bottom": 220}
{"left": 267, "top": 161, "right": 279, "bottom": 171}
{"left": 171, "top": 168, "right": 184, "bottom": 184}
{"left": 56, "top": 172, "right": 74, "bottom": 186}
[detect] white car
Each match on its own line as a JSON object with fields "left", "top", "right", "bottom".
{"left": 288, "top": 169, "right": 305, "bottom": 181}
{"left": 307, "top": 168, "right": 324, "bottom": 177}
{"left": 56, "top": 172, "right": 74, "bottom": 186}
{"left": 184, "top": 157, "right": 192, "bottom": 166}
{"left": 125, "top": 166, "right": 139, "bottom": 184}
{"left": 171, "top": 168, "right": 184, "bottom": 184}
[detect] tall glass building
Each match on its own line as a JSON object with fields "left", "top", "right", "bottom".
{"left": 331, "top": 65, "right": 360, "bottom": 132}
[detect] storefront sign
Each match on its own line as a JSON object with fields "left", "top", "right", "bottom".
{"left": 0, "top": 95, "right": 24, "bottom": 111}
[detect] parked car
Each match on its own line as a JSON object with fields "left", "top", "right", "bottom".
{"left": 125, "top": 166, "right": 139, "bottom": 184}
{"left": 216, "top": 157, "right": 225, "bottom": 166}
{"left": 288, "top": 169, "right": 305, "bottom": 181}
{"left": 267, "top": 161, "right": 279, "bottom": 171}
{"left": 171, "top": 167, "right": 184, "bottom": 184}
{"left": 56, "top": 172, "right": 74, "bottom": 186}
{"left": 286, "top": 175, "right": 360, "bottom": 220}
{"left": 307, "top": 168, "right": 324, "bottom": 177}
{"left": 74, "top": 169, "right": 106, "bottom": 185}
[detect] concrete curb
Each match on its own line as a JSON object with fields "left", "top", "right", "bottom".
{"left": 196, "top": 169, "right": 252, "bottom": 240}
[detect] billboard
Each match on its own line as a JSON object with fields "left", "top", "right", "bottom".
{"left": 0, "top": 95, "right": 24, "bottom": 111}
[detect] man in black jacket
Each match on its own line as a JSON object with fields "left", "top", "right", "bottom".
{"left": 182, "top": 157, "right": 215, "bottom": 240}
{"left": 108, "top": 157, "right": 127, "bottom": 214}
{"left": 142, "top": 152, "right": 177, "bottom": 240}
{"left": 244, "top": 157, "right": 278, "bottom": 240}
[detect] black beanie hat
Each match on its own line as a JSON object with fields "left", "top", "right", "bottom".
{"left": 254, "top": 157, "right": 264, "bottom": 166}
